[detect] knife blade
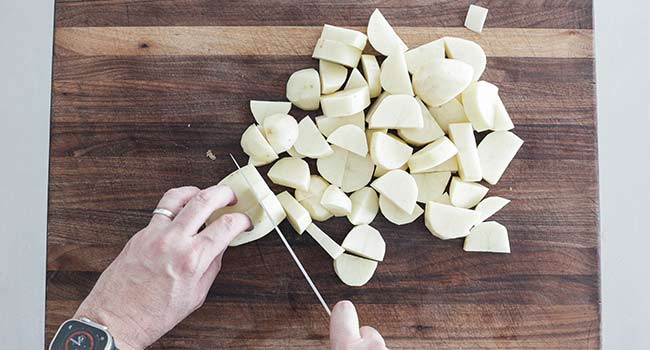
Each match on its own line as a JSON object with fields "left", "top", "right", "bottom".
{"left": 229, "top": 154, "right": 331, "bottom": 317}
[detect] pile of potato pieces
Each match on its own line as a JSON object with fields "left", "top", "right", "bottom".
{"left": 224, "top": 9, "right": 523, "bottom": 287}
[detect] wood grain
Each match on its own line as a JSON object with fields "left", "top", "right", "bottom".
{"left": 55, "top": 26, "right": 593, "bottom": 58}
{"left": 54, "top": 0, "right": 593, "bottom": 29}
{"left": 48, "top": 0, "right": 599, "bottom": 349}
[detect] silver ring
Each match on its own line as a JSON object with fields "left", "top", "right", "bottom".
{"left": 153, "top": 208, "right": 175, "bottom": 220}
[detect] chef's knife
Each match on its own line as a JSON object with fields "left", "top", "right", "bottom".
{"left": 229, "top": 154, "right": 331, "bottom": 317}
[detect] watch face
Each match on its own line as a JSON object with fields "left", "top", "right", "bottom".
{"left": 51, "top": 320, "right": 109, "bottom": 350}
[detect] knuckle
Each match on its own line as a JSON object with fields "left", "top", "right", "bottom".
{"left": 177, "top": 251, "right": 200, "bottom": 276}
{"left": 194, "top": 189, "right": 213, "bottom": 205}
{"left": 218, "top": 213, "right": 237, "bottom": 231}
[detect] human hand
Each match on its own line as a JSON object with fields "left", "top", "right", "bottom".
{"left": 330, "top": 301, "right": 388, "bottom": 350}
{"left": 73, "top": 185, "right": 252, "bottom": 350}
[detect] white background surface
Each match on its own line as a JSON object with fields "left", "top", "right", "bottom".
{"left": 0, "top": 0, "right": 649, "bottom": 349}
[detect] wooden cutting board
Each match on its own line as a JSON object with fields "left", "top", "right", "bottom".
{"left": 47, "top": 1, "right": 598, "bottom": 349}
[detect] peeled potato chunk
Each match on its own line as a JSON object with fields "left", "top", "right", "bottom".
{"left": 295, "top": 175, "right": 333, "bottom": 221}
{"left": 228, "top": 194, "right": 286, "bottom": 247}
{"left": 367, "top": 94, "right": 423, "bottom": 129}
{"left": 286, "top": 146, "right": 305, "bottom": 159}
{"left": 320, "top": 24, "right": 367, "bottom": 51}
{"left": 250, "top": 100, "right": 292, "bottom": 124}
{"left": 334, "top": 253, "right": 378, "bottom": 287}
{"left": 371, "top": 169, "right": 418, "bottom": 214}
{"left": 241, "top": 124, "right": 278, "bottom": 165}
{"left": 408, "top": 136, "right": 458, "bottom": 173}
{"left": 374, "top": 162, "right": 407, "bottom": 177}
{"left": 345, "top": 68, "right": 368, "bottom": 90}
{"left": 263, "top": 113, "right": 299, "bottom": 154}
{"left": 426, "top": 157, "right": 458, "bottom": 173}
{"left": 462, "top": 81, "right": 499, "bottom": 132}
{"left": 342, "top": 224, "right": 385, "bottom": 261}
{"left": 380, "top": 51, "right": 413, "bottom": 96}
{"left": 444, "top": 37, "right": 487, "bottom": 82}
{"left": 477, "top": 131, "right": 524, "bottom": 185}
{"left": 370, "top": 132, "right": 413, "bottom": 170}
{"left": 360, "top": 55, "right": 382, "bottom": 98}
{"left": 320, "top": 60, "right": 347, "bottom": 94}
{"left": 449, "top": 176, "right": 489, "bottom": 209}
{"left": 379, "top": 194, "right": 424, "bottom": 225}
{"left": 286, "top": 68, "right": 321, "bottom": 111}
{"left": 398, "top": 97, "right": 445, "bottom": 146}
{"left": 448, "top": 122, "right": 482, "bottom": 181}
{"left": 267, "top": 157, "right": 310, "bottom": 192}
{"left": 321, "top": 86, "right": 371, "bottom": 118}
{"left": 306, "top": 223, "right": 345, "bottom": 259}
{"left": 433, "top": 192, "right": 452, "bottom": 205}
{"left": 276, "top": 191, "right": 311, "bottom": 234}
{"left": 294, "top": 116, "right": 333, "bottom": 159}
{"left": 412, "top": 171, "right": 451, "bottom": 203}
{"left": 321, "top": 185, "right": 352, "bottom": 216}
{"left": 367, "top": 9, "right": 407, "bottom": 56}
{"left": 327, "top": 124, "right": 368, "bottom": 157}
{"left": 492, "top": 95, "right": 514, "bottom": 131}
{"left": 424, "top": 201, "right": 480, "bottom": 240}
{"left": 317, "top": 145, "right": 375, "bottom": 192}
{"left": 474, "top": 196, "right": 511, "bottom": 224}
{"left": 316, "top": 112, "right": 365, "bottom": 137}
{"left": 412, "top": 58, "right": 474, "bottom": 107}
{"left": 404, "top": 38, "right": 445, "bottom": 74}
{"left": 347, "top": 187, "right": 379, "bottom": 225}
{"left": 428, "top": 98, "right": 469, "bottom": 133}
{"left": 206, "top": 165, "right": 273, "bottom": 220}
{"left": 312, "top": 38, "right": 362, "bottom": 68}
{"left": 464, "top": 221, "right": 510, "bottom": 253}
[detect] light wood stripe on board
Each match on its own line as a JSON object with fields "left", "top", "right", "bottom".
{"left": 55, "top": 26, "right": 593, "bottom": 58}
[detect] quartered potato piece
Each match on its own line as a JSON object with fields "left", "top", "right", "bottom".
{"left": 424, "top": 201, "right": 480, "bottom": 240}
{"left": 379, "top": 194, "right": 424, "bottom": 225}
{"left": 321, "top": 86, "right": 371, "bottom": 117}
{"left": 444, "top": 37, "right": 487, "bottom": 82}
{"left": 241, "top": 124, "right": 278, "bottom": 165}
{"left": 380, "top": 51, "right": 413, "bottom": 96}
{"left": 320, "top": 60, "right": 347, "bottom": 94}
{"left": 250, "top": 100, "right": 292, "bottom": 124}
{"left": 276, "top": 191, "right": 311, "bottom": 234}
{"left": 371, "top": 169, "right": 418, "bottom": 214}
{"left": 306, "top": 223, "right": 345, "bottom": 259}
{"left": 286, "top": 68, "right": 321, "bottom": 110}
{"left": 294, "top": 117, "right": 333, "bottom": 158}
{"left": 474, "top": 196, "right": 511, "bottom": 224}
{"left": 344, "top": 68, "right": 368, "bottom": 90}
{"left": 267, "top": 157, "right": 310, "bottom": 192}
{"left": 412, "top": 171, "right": 451, "bottom": 203}
{"left": 263, "top": 113, "right": 298, "bottom": 154}
{"left": 408, "top": 136, "right": 458, "bottom": 173}
{"left": 397, "top": 97, "right": 445, "bottom": 146}
{"left": 477, "top": 131, "right": 524, "bottom": 185}
{"left": 321, "top": 185, "right": 352, "bottom": 216}
{"left": 316, "top": 112, "right": 365, "bottom": 137}
{"left": 347, "top": 187, "right": 379, "bottom": 226}
{"left": 412, "top": 58, "right": 474, "bottom": 107}
{"left": 367, "top": 94, "right": 423, "bottom": 129}
{"left": 341, "top": 224, "right": 385, "bottom": 261}
{"left": 367, "top": 9, "right": 408, "bottom": 56}
{"left": 404, "top": 39, "right": 445, "bottom": 74}
{"left": 369, "top": 132, "right": 413, "bottom": 170}
{"left": 449, "top": 176, "right": 489, "bottom": 209}
{"left": 334, "top": 253, "right": 378, "bottom": 287}
{"left": 462, "top": 81, "right": 499, "bottom": 132}
{"left": 464, "top": 221, "right": 510, "bottom": 253}
{"left": 360, "top": 54, "right": 382, "bottom": 98}
{"left": 448, "top": 122, "right": 482, "bottom": 181}
{"left": 327, "top": 124, "right": 368, "bottom": 157}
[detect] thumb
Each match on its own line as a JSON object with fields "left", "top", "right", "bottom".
{"left": 330, "top": 300, "right": 361, "bottom": 348}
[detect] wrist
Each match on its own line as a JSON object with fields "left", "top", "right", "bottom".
{"left": 74, "top": 305, "right": 145, "bottom": 350}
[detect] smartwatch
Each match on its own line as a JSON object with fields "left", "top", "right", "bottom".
{"left": 50, "top": 318, "right": 115, "bottom": 350}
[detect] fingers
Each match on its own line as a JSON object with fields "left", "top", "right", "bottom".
{"left": 151, "top": 186, "right": 200, "bottom": 227}
{"left": 360, "top": 326, "right": 386, "bottom": 346}
{"left": 195, "top": 212, "right": 251, "bottom": 268}
{"left": 173, "top": 185, "right": 237, "bottom": 235}
{"left": 330, "top": 300, "right": 361, "bottom": 347}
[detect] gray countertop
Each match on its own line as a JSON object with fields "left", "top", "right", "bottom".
{"left": 1, "top": 0, "right": 648, "bottom": 348}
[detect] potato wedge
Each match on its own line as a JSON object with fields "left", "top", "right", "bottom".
{"left": 428, "top": 98, "right": 469, "bottom": 133}
{"left": 424, "top": 201, "right": 480, "bottom": 240}
{"left": 444, "top": 37, "right": 487, "bottom": 82}
{"left": 286, "top": 68, "right": 321, "bottom": 110}
{"left": 379, "top": 194, "right": 424, "bottom": 225}
{"left": 312, "top": 38, "right": 363, "bottom": 68}
{"left": 408, "top": 136, "right": 458, "bottom": 173}
{"left": 320, "top": 60, "right": 347, "bottom": 94}
{"left": 267, "top": 157, "right": 310, "bottom": 192}
{"left": 320, "top": 86, "right": 371, "bottom": 117}
{"left": 327, "top": 124, "right": 368, "bottom": 157}
{"left": 448, "top": 122, "right": 481, "bottom": 181}
{"left": 241, "top": 124, "right": 278, "bottom": 165}
{"left": 321, "top": 185, "right": 352, "bottom": 216}
{"left": 424, "top": 157, "right": 459, "bottom": 173}
{"left": 380, "top": 51, "right": 413, "bottom": 95}
{"left": 320, "top": 24, "right": 367, "bottom": 51}
{"left": 477, "top": 131, "right": 524, "bottom": 184}
{"left": 316, "top": 112, "right": 365, "bottom": 137}
{"left": 464, "top": 221, "right": 510, "bottom": 253}
{"left": 344, "top": 68, "right": 368, "bottom": 90}
{"left": 286, "top": 146, "right": 305, "bottom": 159}
{"left": 412, "top": 58, "right": 474, "bottom": 107}
{"left": 249, "top": 100, "right": 292, "bottom": 124}
{"left": 462, "top": 81, "right": 499, "bottom": 132}
{"left": 367, "top": 94, "right": 423, "bottom": 129}
{"left": 449, "top": 176, "right": 489, "bottom": 209}
{"left": 412, "top": 171, "right": 451, "bottom": 203}
{"left": 334, "top": 253, "right": 378, "bottom": 287}
{"left": 360, "top": 54, "right": 382, "bottom": 98}
{"left": 371, "top": 169, "right": 418, "bottom": 213}
{"left": 404, "top": 39, "right": 445, "bottom": 74}
{"left": 341, "top": 224, "right": 385, "bottom": 261}
{"left": 397, "top": 97, "right": 445, "bottom": 146}
{"left": 347, "top": 187, "right": 379, "bottom": 225}
{"left": 373, "top": 162, "right": 407, "bottom": 178}
{"left": 306, "top": 223, "right": 345, "bottom": 259}
{"left": 492, "top": 95, "right": 514, "bottom": 131}
{"left": 367, "top": 9, "right": 407, "bottom": 56}
{"left": 294, "top": 116, "right": 333, "bottom": 158}
{"left": 433, "top": 192, "right": 452, "bottom": 205}
{"left": 316, "top": 145, "right": 347, "bottom": 187}
{"left": 369, "top": 132, "right": 413, "bottom": 169}
{"left": 474, "top": 196, "right": 511, "bottom": 224}
{"left": 276, "top": 191, "right": 311, "bottom": 234}
{"left": 263, "top": 113, "right": 299, "bottom": 154}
